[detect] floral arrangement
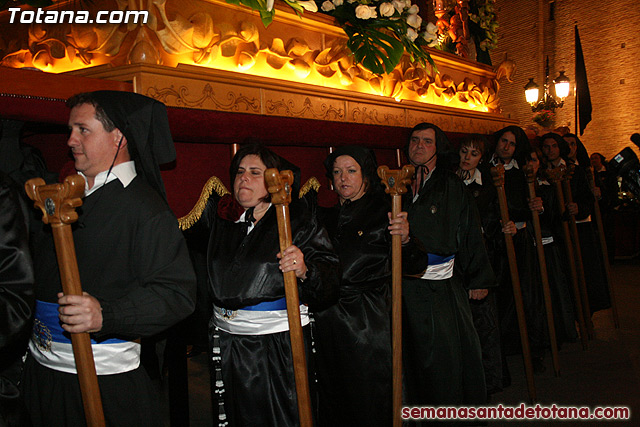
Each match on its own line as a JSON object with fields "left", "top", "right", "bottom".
{"left": 226, "top": 0, "right": 319, "bottom": 27}
{"left": 318, "top": 0, "right": 437, "bottom": 75}
{"left": 468, "top": 0, "right": 498, "bottom": 65}
{"left": 532, "top": 109, "right": 556, "bottom": 128}
{"left": 227, "top": 0, "right": 436, "bottom": 75}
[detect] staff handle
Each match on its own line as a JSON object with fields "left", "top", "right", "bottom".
{"left": 264, "top": 169, "right": 313, "bottom": 427}
{"left": 585, "top": 167, "right": 619, "bottom": 328}
{"left": 561, "top": 165, "right": 594, "bottom": 339}
{"left": 25, "top": 175, "right": 105, "bottom": 427}
{"left": 378, "top": 165, "right": 413, "bottom": 427}
{"left": 523, "top": 166, "right": 560, "bottom": 376}
{"left": 490, "top": 165, "right": 536, "bottom": 403}
{"left": 546, "top": 167, "right": 589, "bottom": 350}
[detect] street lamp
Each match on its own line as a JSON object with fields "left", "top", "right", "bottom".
{"left": 524, "top": 56, "right": 570, "bottom": 112}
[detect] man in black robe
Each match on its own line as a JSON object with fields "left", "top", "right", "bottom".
{"left": 402, "top": 122, "right": 491, "bottom": 409}
{"left": 21, "top": 91, "right": 196, "bottom": 426}
{"left": 0, "top": 170, "right": 34, "bottom": 427}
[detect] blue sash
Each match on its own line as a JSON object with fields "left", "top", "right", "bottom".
{"left": 35, "top": 300, "right": 125, "bottom": 344}
{"left": 427, "top": 253, "right": 455, "bottom": 266}
{"left": 241, "top": 297, "right": 287, "bottom": 311}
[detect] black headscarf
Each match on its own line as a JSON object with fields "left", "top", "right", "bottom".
{"left": 403, "top": 122, "right": 455, "bottom": 169}
{"left": 492, "top": 125, "right": 532, "bottom": 167}
{"left": 230, "top": 140, "right": 301, "bottom": 199}
{"left": 323, "top": 145, "right": 383, "bottom": 196}
{"left": 540, "top": 132, "right": 570, "bottom": 161}
{"left": 89, "top": 91, "right": 176, "bottom": 202}
{"left": 563, "top": 132, "right": 591, "bottom": 166}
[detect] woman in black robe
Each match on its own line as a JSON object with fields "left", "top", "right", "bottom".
{"left": 563, "top": 133, "right": 611, "bottom": 314}
{"left": 527, "top": 146, "right": 577, "bottom": 345}
{"left": 186, "top": 143, "right": 340, "bottom": 426}
{"left": 456, "top": 134, "right": 503, "bottom": 395}
{"left": 490, "top": 126, "right": 548, "bottom": 373}
{"left": 314, "top": 146, "right": 427, "bottom": 427}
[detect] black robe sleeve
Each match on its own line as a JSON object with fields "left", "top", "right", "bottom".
{"left": 456, "top": 182, "right": 497, "bottom": 289}
{"left": 0, "top": 172, "right": 34, "bottom": 363}
{"left": 570, "top": 165, "right": 595, "bottom": 221}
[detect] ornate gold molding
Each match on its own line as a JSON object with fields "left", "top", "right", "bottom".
{"left": 0, "top": 0, "right": 506, "bottom": 115}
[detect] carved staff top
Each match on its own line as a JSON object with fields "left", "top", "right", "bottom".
{"left": 25, "top": 175, "right": 85, "bottom": 226}
{"left": 490, "top": 163, "right": 505, "bottom": 188}
{"left": 523, "top": 164, "right": 536, "bottom": 184}
{"left": 545, "top": 165, "right": 566, "bottom": 185}
{"left": 265, "top": 169, "right": 295, "bottom": 206}
{"left": 378, "top": 165, "right": 415, "bottom": 196}
{"left": 563, "top": 163, "right": 576, "bottom": 182}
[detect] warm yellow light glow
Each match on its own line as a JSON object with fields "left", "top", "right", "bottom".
{"left": 554, "top": 71, "right": 570, "bottom": 100}
{"left": 18, "top": 45, "right": 490, "bottom": 113}
{"left": 525, "top": 87, "right": 539, "bottom": 104}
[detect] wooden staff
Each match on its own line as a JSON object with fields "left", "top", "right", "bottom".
{"left": 523, "top": 165, "right": 560, "bottom": 376}
{"left": 585, "top": 166, "right": 620, "bottom": 328}
{"left": 25, "top": 175, "right": 105, "bottom": 427}
{"left": 377, "top": 164, "right": 414, "bottom": 427}
{"left": 545, "top": 167, "right": 588, "bottom": 350}
{"left": 491, "top": 165, "right": 536, "bottom": 402}
{"left": 561, "top": 164, "right": 595, "bottom": 339}
{"left": 264, "top": 168, "right": 312, "bottom": 427}
{"left": 490, "top": 165, "right": 536, "bottom": 403}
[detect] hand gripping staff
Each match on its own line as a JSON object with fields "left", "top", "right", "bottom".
{"left": 377, "top": 164, "right": 413, "bottom": 426}
{"left": 561, "top": 164, "right": 595, "bottom": 340}
{"left": 545, "top": 166, "right": 588, "bottom": 350}
{"left": 263, "top": 168, "right": 313, "bottom": 427}
{"left": 585, "top": 166, "right": 619, "bottom": 328}
{"left": 25, "top": 175, "right": 105, "bottom": 427}
{"left": 523, "top": 164, "right": 560, "bottom": 377}
{"left": 490, "top": 164, "right": 536, "bottom": 403}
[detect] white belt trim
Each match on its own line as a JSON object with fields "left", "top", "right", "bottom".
{"left": 29, "top": 338, "right": 140, "bottom": 375}
{"left": 213, "top": 304, "right": 309, "bottom": 335}
{"left": 415, "top": 257, "right": 455, "bottom": 280}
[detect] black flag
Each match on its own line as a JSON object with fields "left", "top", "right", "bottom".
{"left": 575, "top": 25, "right": 592, "bottom": 135}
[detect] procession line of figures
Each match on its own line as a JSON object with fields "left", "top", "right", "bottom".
{"left": 0, "top": 91, "right": 613, "bottom": 427}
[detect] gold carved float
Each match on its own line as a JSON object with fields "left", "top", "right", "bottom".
{"left": 0, "top": 0, "right": 516, "bottom": 133}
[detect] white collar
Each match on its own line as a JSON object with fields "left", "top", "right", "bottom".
{"left": 463, "top": 168, "right": 483, "bottom": 186}
{"left": 548, "top": 158, "right": 567, "bottom": 169}
{"left": 81, "top": 161, "right": 136, "bottom": 197}
{"left": 490, "top": 155, "right": 519, "bottom": 170}
{"left": 412, "top": 166, "right": 435, "bottom": 202}
{"left": 236, "top": 204, "right": 272, "bottom": 234}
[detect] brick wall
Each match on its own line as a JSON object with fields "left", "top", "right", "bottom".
{"left": 490, "top": 0, "right": 640, "bottom": 161}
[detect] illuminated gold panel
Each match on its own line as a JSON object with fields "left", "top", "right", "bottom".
{"left": 263, "top": 91, "right": 345, "bottom": 122}
{"left": 346, "top": 101, "right": 406, "bottom": 127}
{"left": 0, "top": 0, "right": 503, "bottom": 114}
{"left": 141, "top": 74, "right": 262, "bottom": 113}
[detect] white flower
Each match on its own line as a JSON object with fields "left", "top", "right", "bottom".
{"left": 355, "top": 4, "right": 372, "bottom": 19}
{"left": 379, "top": 2, "right": 395, "bottom": 17}
{"left": 332, "top": 0, "right": 343, "bottom": 5}
{"left": 406, "top": 13, "right": 422, "bottom": 28}
{"left": 369, "top": 5, "right": 378, "bottom": 18}
{"left": 266, "top": 0, "right": 275, "bottom": 11}
{"left": 298, "top": 0, "right": 318, "bottom": 12}
{"left": 407, "top": 4, "right": 419, "bottom": 15}
{"left": 321, "top": 0, "right": 335, "bottom": 11}
{"left": 407, "top": 27, "right": 418, "bottom": 42}
{"left": 422, "top": 21, "right": 438, "bottom": 47}
{"left": 392, "top": 0, "right": 405, "bottom": 13}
